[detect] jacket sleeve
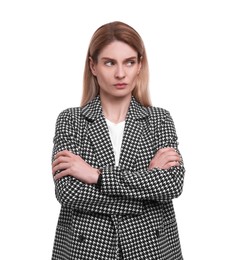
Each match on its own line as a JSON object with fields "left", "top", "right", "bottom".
{"left": 52, "top": 108, "right": 143, "bottom": 215}
{"left": 99, "top": 109, "right": 185, "bottom": 201}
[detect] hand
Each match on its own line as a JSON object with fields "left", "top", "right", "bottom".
{"left": 148, "top": 147, "right": 181, "bottom": 170}
{"left": 52, "top": 150, "right": 100, "bottom": 184}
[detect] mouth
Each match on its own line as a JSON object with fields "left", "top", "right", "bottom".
{"left": 114, "top": 83, "right": 127, "bottom": 89}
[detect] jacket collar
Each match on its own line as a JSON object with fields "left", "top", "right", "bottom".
{"left": 81, "top": 95, "right": 149, "bottom": 121}
{"left": 81, "top": 95, "right": 153, "bottom": 168}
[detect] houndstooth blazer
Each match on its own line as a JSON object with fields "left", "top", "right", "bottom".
{"left": 51, "top": 96, "right": 185, "bottom": 260}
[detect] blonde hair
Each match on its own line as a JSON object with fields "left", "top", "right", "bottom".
{"left": 81, "top": 21, "right": 151, "bottom": 107}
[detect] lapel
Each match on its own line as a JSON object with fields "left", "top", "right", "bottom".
{"left": 119, "top": 97, "right": 152, "bottom": 169}
{"left": 81, "top": 96, "right": 115, "bottom": 166}
{"left": 81, "top": 96, "right": 154, "bottom": 169}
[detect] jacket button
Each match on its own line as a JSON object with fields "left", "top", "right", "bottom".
{"left": 77, "top": 234, "right": 85, "bottom": 242}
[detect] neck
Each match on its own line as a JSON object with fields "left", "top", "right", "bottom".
{"left": 100, "top": 94, "right": 131, "bottom": 124}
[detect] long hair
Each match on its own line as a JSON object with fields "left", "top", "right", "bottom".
{"left": 81, "top": 21, "right": 151, "bottom": 107}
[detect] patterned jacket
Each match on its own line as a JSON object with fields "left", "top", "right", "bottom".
{"left": 51, "top": 96, "right": 185, "bottom": 260}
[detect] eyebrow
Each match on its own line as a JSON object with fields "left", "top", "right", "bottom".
{"left": 101, "top": 56, "right": 138, "bottom": 61}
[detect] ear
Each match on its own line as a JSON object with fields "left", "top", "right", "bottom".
{"left": 89, "top": 57, "right": 97, "bottom": 76}
{"left": 137, "top": 59, "right": 142, "bottom": 75}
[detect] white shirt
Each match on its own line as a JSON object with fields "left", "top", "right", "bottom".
{"left": 105, "top": 118, "right": 125, "bottom": 166}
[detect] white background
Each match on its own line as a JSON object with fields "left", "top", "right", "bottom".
{"left": 0, "top": 0, "right": 234, "bottom": 259}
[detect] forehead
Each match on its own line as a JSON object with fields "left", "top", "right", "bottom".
{"left": 98, "top": 41, "right": 138, "bottom": 60}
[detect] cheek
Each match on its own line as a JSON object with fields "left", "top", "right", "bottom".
{"left": 96, "top": 74, "right": 109, "bottom": 87}
{"left": 130, "top": 72, "right": 139, "bottom": 83}
{"left": 96, "top": 74, "right": 105, "bottom": 82}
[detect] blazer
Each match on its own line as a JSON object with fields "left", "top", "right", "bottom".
{"left": 51, "top": 96, "right": 185, "bottom": 260}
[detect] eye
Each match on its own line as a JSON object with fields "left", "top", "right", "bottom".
{"left": 104, "top": 60, "right": 115, "bottom": 67}
{"left": 126, "top": 60, "right": 136, "bottom": 67}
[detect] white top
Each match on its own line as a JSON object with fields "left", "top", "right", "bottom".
{"left": 105, "top": 118, "right": 125, "bottom": 166}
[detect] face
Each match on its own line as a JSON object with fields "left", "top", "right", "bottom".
{"left": 90, "top": 40, "right": 141, "bottom": 100}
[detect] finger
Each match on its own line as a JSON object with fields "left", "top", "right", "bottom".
{"left": 164, "top": 154, "right": 181, "bottom": 162}
{"left": 163, "top": 160, "right": 181, "bottom": 169}
{"left": 52, "top": 155, "right": 70, "bottom": 168}
{"left": 149, "top": 154, "right": 181, "bottom": 170}
{"left": 52, "top": 162, "right": 70, "bottom": 175}
{"left": 54, "top": 169, "right": 70, "bottom": 180}
{"left": 156, "top": 147, "right": 172, "bottom": 155}
{"left": 153, "top": 152, "right": 180, "bottom": 165}
{"left": 54, "top": 150, "right": 72, "bottom": 160}
{"left": 156, "top": 147, "right": 178, "bottom": 157}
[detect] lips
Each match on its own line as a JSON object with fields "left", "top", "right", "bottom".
{"left": 114, "top": 83, "right": 127, "bottom": 89}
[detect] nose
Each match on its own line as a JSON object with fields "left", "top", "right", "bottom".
{"left": 115, "top": 65, "right": 126, "bottom": 79}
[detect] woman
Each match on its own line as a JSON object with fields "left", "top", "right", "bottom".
{"left": 51, "top": 21, "right": 185, "bottom": 260}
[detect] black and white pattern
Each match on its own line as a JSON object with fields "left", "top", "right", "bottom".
{"left": 51, "top": 96, "right": 185, "bottom": 260}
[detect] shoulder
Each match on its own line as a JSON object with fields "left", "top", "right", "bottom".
{"left": 146, "top": 106, "right": 176, "bottom": 132}
{"left": 55, "top": 107, "right": 83, "bottom": 125}
{"left": 147, "top": 106, "right": 171, "bottom": 120}
{"left": 58, "top": 107, "right": 82, "bottom": 117}
{"left": 55, "top": 96, "right": 102, "bottom": 123}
